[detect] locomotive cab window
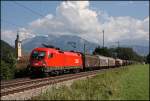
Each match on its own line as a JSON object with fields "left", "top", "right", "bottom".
{"left": 31, "top": 51, "right": 46, "bottom": 60}
{"left": 31, "top": 51, "right": 38, "bottom": 59}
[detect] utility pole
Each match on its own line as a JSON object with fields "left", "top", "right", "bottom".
{"left": 83, "top": 43, "right": 86, "bottom": 68}
{"left": 102, "top": 30, "right": 104, "bottom": 48}
{"left": 117, "top": 41, "right": 120, "bottom": 58}
{"left": 83, "top": 43, "right": 86, "bottom": 55}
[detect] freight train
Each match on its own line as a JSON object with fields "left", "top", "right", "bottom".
{"left": 28, "top": 47, "right": 134, "bottom": 76}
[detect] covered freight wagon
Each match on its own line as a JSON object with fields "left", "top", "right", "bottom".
{"left": 108, "top": 57, "right": 116, "bottom": 67}
{"left": 84, "top": 54, "right": 99, "bottom": 68}
{"left": 98, "top": 55, "right": 109, "bottom": 67}
{"left": 115, "top": 59, "right": 123, "bottom": 66}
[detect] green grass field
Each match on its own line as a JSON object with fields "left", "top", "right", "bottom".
{"left": 31, "top": 64, "right": 149, "bottom": 100}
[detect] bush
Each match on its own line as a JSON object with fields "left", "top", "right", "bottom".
{"left": 1, "top": 60, "right": 14, "bottom": 80}
{"left": 0, "top": 53, "right": 16, "bottom": 80}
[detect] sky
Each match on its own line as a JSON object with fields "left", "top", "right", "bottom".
{"left": 1, "top": 1, "right": 149, "bottom": 47}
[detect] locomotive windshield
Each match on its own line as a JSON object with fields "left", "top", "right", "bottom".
{"left": 31, "top": 51, "right": 46, "bottom": 60}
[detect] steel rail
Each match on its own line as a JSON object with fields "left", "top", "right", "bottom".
{"left": 0, "top": 71, "right": 97, "bottom": 97}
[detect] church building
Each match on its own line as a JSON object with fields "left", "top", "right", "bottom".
{"left": 15, "top": 32, "right": 22, "bottom": 60}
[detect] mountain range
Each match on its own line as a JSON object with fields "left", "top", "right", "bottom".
{"left": 22, "top": 35, "right": 98, "bottom": 54}
{"left": 22, "top": 35, "right": 149, "bottom": 56}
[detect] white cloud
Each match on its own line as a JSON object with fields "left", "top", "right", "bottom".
{"left": 2, "top": 1, "right": 149, "bottom": 47}
{"left": 101, "top": 16, "right": 149, "bottom": 46}
{"left": 1, "top": 30, "right": 16, "bottom": 46}
{"left": 28, "top": 1, "right": 102, "bottom": 42}
{"left": 18, "top": 28, "right": 36, "bottom": 41}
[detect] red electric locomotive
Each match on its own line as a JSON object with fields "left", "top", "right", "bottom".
{"left": 29, "top": 47, "right": 83, "bottom": 75}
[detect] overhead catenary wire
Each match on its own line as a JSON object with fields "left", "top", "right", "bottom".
{"left": 2, "top": 1, "right": 46, "bottom": 29}
{"left": 13, "top": 1, "right": 45, "bottom": 18}
{"left": 1, "top": 19, "right": 24, "bottom": 28}
{"left": 1, "top": 19, "right": 48, "bottom": 37}
{"left": 13, "top": 1, "right": 44, "bottom": 17}
{"left": 2, "top": 1, "right": 45, "bottom": 34}
{"left": 1, "top": 19, "right": 37, "bottom": 40}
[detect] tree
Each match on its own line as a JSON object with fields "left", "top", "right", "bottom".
{"left": 93, "top": 46, "right": 111, "bottom": 57}
{"left": 0, "top": 53, "right": 17, "bottom": 80}
{"left": 1, "top": 60, "right": 11, "bottom": 80}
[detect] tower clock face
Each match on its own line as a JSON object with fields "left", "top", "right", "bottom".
{"left": 18, "top": 43, "right": 21, "bottom": 48}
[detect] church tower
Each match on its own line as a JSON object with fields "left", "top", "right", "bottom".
{"left": 15, "top": 32, "right": 22, "bottom": 60}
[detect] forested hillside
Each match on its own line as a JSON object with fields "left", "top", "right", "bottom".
{"left": 1, "top": 40, "right": 16, "bottom": 60}
{"left": 1, "top": 40, "right": 17, "bottom": 80}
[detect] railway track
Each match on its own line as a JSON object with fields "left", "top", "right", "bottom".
{"left": 0, "top": 70, "right": 102, "bottom": 97}
{"left": 1, "top": 77, "right": 30, "bottom": 85}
